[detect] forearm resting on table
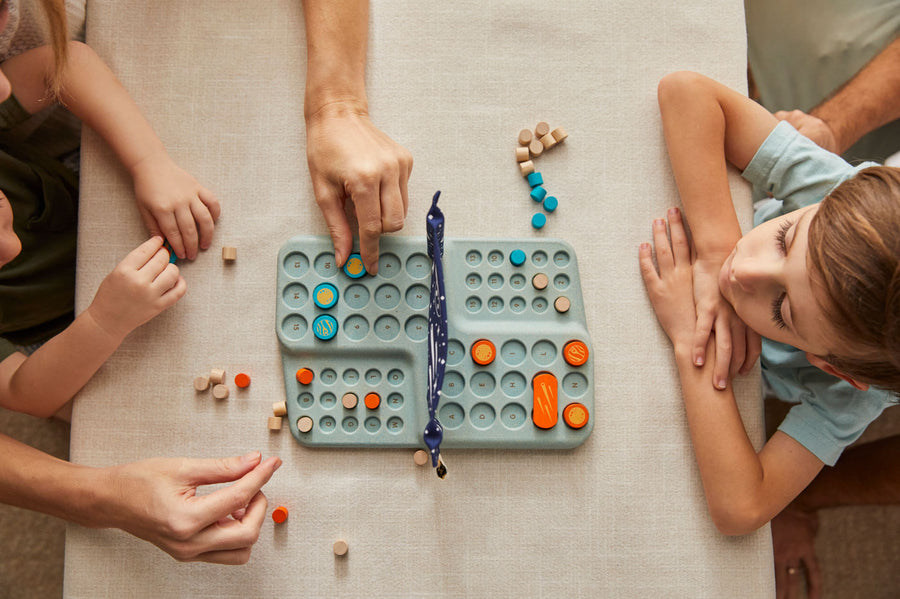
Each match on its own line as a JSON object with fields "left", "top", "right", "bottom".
{"left": 811, "top": 36, "right": 900, "bottom": 154}
{"left": 0, "top": 433, "right": 112, "bottom": 528}
{"left": 0, "top": 309, "right": 124, "bottom": 418}
{"left": 673, "top": 338, "right": 823, "bottom": 534}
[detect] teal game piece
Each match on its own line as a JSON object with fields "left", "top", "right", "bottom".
{"left": 532, "top": 213, "right": 547, "bottom": 229}
{"left": 343, "top": 253, "right": 366, "bottom": 278}
{"left": 543, "top": 196, "right": 558, "bottom": 212}
{"left": 313, "top": 283, "right": 339, "bottom": 309}
{"left": 312, "top": 314, "right": 338, "bottom": 340}
{"left": 530, "top": 186, "right": 547, "bottom": 202}
{"left": 526, "top": 172, "right": 543, "bottom": 188}
{"left": 276, "top": 235, "right": 594, "bottom": 450}
{"left": 163, "top": 240, "right": 178, "bottom": 264}
{"left": 509, "top": 249, "right": 526, "bottom": 266}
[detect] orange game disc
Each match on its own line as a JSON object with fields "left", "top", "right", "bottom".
{"left": 272, "top": 506, "right": 289, "bottom": 524}
{"left": 296, "top": 368, "right": 314, "bottom": 385}
{"left": 364, "top": 392, "right": 381, "bottom": 409}
{"left": 563, "top": 402, "right": 589, "bottom": 429}
{"left": 471, "top": 339, "right": 496, "bottom": 366}
{"left": 563, "top": 340, "right": 589, "bottom": 367}
{"left": 235, "top": 373, "right": 251, "bottom": 388}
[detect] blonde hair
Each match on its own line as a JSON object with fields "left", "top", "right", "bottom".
{"left": 807, "top": 166, "right": 900, "bottom": 395}
{"left": 37, "top": 0, "right": 70, "bottom": 98}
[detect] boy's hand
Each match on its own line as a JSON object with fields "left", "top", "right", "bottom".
{"left": 101, "top": 452, "right": 281, "bottom": 565}
{"left": 130, "top": 152, "right": 221, "bottom": 261}
{"left": 691, "top": 258, "right": 762, "bottom": 389}
{"left": 87, "top": 237, "right": 186, "bottom": 341}
{"left": 639, "top": 208, "right": 697, "bottom": 350}
{"left": 306, "top": 102, "right": 413, "bottom": 274}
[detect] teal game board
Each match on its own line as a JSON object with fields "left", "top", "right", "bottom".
{"left": 276, "top": 233, "right": 594, "bottom": 450}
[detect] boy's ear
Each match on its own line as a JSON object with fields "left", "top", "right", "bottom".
{"left": 806, "top": 352, "right": 870, "bottom": 391}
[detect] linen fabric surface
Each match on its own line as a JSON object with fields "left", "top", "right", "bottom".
{"left": 65, "top": 1, "right": 772, "bottom": 597}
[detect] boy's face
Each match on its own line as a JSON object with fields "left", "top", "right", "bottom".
{"left": 0, "top": 190, "right": 22, "bottom": 268}
{"left": 718, "top": 204, "right": 836, "bottom": 357}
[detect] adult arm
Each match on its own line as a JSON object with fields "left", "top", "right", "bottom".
{"left": 0, "top": 43, "right": 219, "bottom": 260}
{"left": 0, "top": 434, "right": 280, "bottom": 564}
{"left": 776, "top": 36, "right": 900, "bottom": 154}
{"left": 302, "top": 0, "right": 413, "bottom": 273}
{"left": 639, "top": 208, "right": 824, "bottom": 534}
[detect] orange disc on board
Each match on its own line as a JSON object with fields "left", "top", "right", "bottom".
{"left": 563, "top": 403, "right": 589, "bottom": 429}
{"left": 471, "top": 339, "right": 496, "bottom": 366}
{"left": 296, "top": 368, "right": 314, "bottom": 385}
{"left": 563, "top": 340, "right": 589, "bottom": 367}
{"left": 365, "top": 392, "right": 381, "bottom": 409}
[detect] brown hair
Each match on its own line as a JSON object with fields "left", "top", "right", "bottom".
{"left": 807, "top": 166, "right": 900, "bottom": 396}
{"left": 37, "top": 0, "right": 70, "bottom": 98}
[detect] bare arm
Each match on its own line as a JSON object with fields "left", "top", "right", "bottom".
{"left": 302, "top": 0, "right": 412, "bottom": 273}
{"left": 0, "top": 43, "right": 220, "bottom": 260}
{"left": 639, "top": 209, "right": 823, "bottom": 534}
{"left": 804, "top": 36, "right": 900, "bottom": 154}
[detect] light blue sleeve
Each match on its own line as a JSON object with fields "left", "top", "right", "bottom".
{"left": 742, "top": 121, "right": 877, "bottom": 221}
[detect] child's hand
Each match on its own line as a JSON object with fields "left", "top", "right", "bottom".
{"left": 130, "top": 152, "right": 220, "bottom": 261}
{"left": 691, "top": 258, "right": 762, "bottom": 389}
{"left": 101, "top": 452, "right": 281, "bottom": 564}
{"left": 639, "top": 208, "right": 697, "bottom": 350}
{"left": 306, "top": 103, "right": 413, "bottom": 274}
{"left": 87, "top": 237, "right": 186, "bottom": 341}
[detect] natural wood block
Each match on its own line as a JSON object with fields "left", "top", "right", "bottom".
{"left": 193, "top": 375, "right": 210, "bottom": 392}
{"left": 551, "top": 127, "right": 568, "bottom": 142}
{"left": 515, "top": 146, "right": 530, "bottom": 162}
{"left": 517, "top": 128, "right": 533, "bottom": 145}
{"left": 519, "top": 160, "right": 535, "bottom": 176}
{"left": 268, "top": 416, "right": 283, "bottom": 431}
{"left": 528, "top": 137, "right": 543, "bottom": 158}
{"left": 222, "top": 246, "right": 237, "bottom": 261}
{"left": 273, "top": 401, "right": 287, "bottom": 417}
{"left": 209, "top": 368, "right": 226, "bottom": 385}
{"left": 212, "top": 384, "right": 230, "bottom": 399}
{"left": 534, "top": 121, "right": 550, "bottom": 137}
{"left": 540, "top": 133, "right": 557, "bottom": 150}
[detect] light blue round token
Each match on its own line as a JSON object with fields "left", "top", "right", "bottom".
{"left": 526, "top": 172, "right": 543, "bottom": 188}
{"left": 531, "top": 213, "right": 547, "bottom": 229}
{"left": 313, "top": 283, "right": 339, "bottom": 309}
{"left": 343, "top": 253, "right": 366, "bottom": 278}
{"left": 543, "top": 195, "right": 558, "bottom": 212}
{"left": 530, "top": 186, "right": 547, "bottom": 202}
{"left": 312, "top": 314, "right": 338, "bottom": 340}
{"left": 510, "top": 249, "right": 526, "bottom": 266}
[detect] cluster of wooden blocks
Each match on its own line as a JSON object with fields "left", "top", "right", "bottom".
{"left": 193, "top": 368, "right": 249, "bottom": 399}
{"left": 516, "top": 122, "right": 567, "bottom": 229}
{"left": 269, "top": 400, "right": 287, "bottom": 431}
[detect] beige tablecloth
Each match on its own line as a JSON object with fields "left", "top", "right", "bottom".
{"left": 65, "top": 1, "right": 773, "bottom": 596}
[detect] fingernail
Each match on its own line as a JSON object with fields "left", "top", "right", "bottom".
{"left": 716, "top": 379, "right": 727, "bottom": 390}
{"left": 668, "top": 207, "right": 680, "bottom": 216}
{"left": 639, "top": 242, "right": 650, "bottom": 251}
{"left": 654, "top": 219, "right": 665, "bottom": 227}
{"left": 241, "top": 451, "right": 261, "bottom": 463}
{"left": 273, "top": 458, "right": 283, "bottom": 471}
{"left": 694, "top": 355, "right": 703, "bottom": 366}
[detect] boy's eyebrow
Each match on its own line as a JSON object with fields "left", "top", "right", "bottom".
{"left": 785, "top": 209, "right": 816, "bottom": 339}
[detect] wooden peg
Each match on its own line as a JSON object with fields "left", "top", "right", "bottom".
{"left": 222, "top": 246, "right": 237, "bottom": 262}
{"left": 540, "top": 133, "right": 557, "bottom": 150}
{"left": 551, "top": 127, "right": 568, "bottom": 143}
{"left": 528, "top": 137, "right": 544, "bottom": 158}
{"left": 517, "top": 129, "right": 533, "bottom": 145}
{"left": 209, "top": 368, "right": 226, "bottom": 385}
{"left": 268, "top": 416, "right": 283, "bottom": 431}
{"left": 333, "top": 540, "right": 349, "bottom": 556}
{"left": 534, "top": 121, "right": 550, "bottom": 137}
{"left": 515, "top": 146, "right": 530, "bottom": 162}
{"left": 273, "top": 401, "right": 287, "bottom": 417}
{"left": 193, "top": 375, "right": 210, "bottom": 392}
{"left": 519, "top": 160, "right": 535, "bottom": 176}
{"left": 212, "top": 384, "right": 230, "bottom": 399}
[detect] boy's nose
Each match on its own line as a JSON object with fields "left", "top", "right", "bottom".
{"left": 731, "top": 255, "right": 779, "bottom": 293}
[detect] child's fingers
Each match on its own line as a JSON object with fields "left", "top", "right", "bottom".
{"left": 119, "top": 236, "right": 166, "bottom": 270}
{"left": 729, "top": 320, "right": 747, "bottom": 378}
{"left": 652, "top": 218, "right": 673, "bottom": 274}
{"left": 152, "top": 262, "right": 182, "bottom": 291}
{"left": 138, "top": 206, "right": 163, "bottom": 240}
{"left": 191, "top": 198, "right": 217, "bottom": 251}
{"left": 155, "top": 211, "right": 186, "bottom": 259}
{"left": 186, "top": 490, "right": 268, "bottom": 560}
{"left": 157, "top": 275, "right": 187, "bottom": 307}
{"left": 199, "top": 187, "right": 221, "bottom": 223}
{"left": 666, "top": 207, "right": 690, "bottom": 265}
{"left": 315, "top": 183, "right": 354, "bottom": 269}
{"left": 638, "top": 242, "right": 660, "bottom": 286}
{"left": 175, "top": 206, "right": 200, "bottom": 260}
{"left": 191, "top": 457, "right": 281, "bottom": 528}
{"left": 713, "top": 326, "right": 732, "bottom": 390}
{"left": 692, "top": 312, "right": 713, "bottom": 367}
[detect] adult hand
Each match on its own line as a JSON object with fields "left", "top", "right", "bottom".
{"left": 306, "top": 100, "right": 413, "bottom": 274}
{"left": 131, "top": 151, "right": 221, "bottom": 260}
{"left": 774, "top": 110, "right": 839, "bottom": 154}
{"left": 772, "top": 505, "right": 822, "bottom": 599}
{"left": 87, "top": 237, "right": 186, "bottom": 341}
{"left": 691, "top": 257, "right": 762, "bottom": 389}
{"left": 101, "top": 452, "right": 281, "bottom": 564}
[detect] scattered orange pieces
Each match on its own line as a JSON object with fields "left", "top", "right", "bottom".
{"left": 296, "top": 368, "right": 314, "bottom": 385}
{"left": 272, "top": 506, "right": 289, "bottom": 524}
{"left": 563, "top": 402, "right": 589, "bottom": 429}
{"left": 235, "top": 372, "right": 251, "bottom": 388}
{"left": 563, "top": 340, "right": 589, "bottom": 367}
{"left": 471, "top": 339, "right": 496, "bottom": 366}
{"left": 364, "top": 392, "right": 381, "bottom": 410}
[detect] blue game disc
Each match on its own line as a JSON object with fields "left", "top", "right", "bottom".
{"left": 343, "top": 253, "right": 366, "bottom": 278}
{"left": 312, "top": 314, "right": 338, "bottom": 340}
{"left": 510, "top": 249, "right": 526, "bottom": 266}
{"left": 313, "top": 283, "right": 339, "bottom": 309}
{"left": 543, "top": 196, "right": 558, "bottom": 212}
{"left": 531, "top": 213, "right": 547, "bottom": 229}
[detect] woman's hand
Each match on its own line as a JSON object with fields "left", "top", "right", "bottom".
{"left": 100, "top": 452, "right": 281, "bottom": 564}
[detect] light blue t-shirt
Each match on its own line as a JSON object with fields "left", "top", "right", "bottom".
{"left": 742, "top": 121, "right": 895, "bottom": 466}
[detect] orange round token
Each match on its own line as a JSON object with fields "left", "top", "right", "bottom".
{"left": 563, "top": 403, "right": 589, "bottom": 429}
{"left": 364, "top": 392, "right": 381, "bottom": 409}
{"left": 296, "top": 368, "right": 314, "bottom": 385}
{"left": 235, "top": 373, "right": 251, "bottom": 388}
{"left": 563, "top": 340, "right": 589, "bottom": 367}
{"left": 272, "top": 506, "right": 289, "bottom": 524}
{"left": 471, "top": 339, "right": 496, "bottom": 366}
